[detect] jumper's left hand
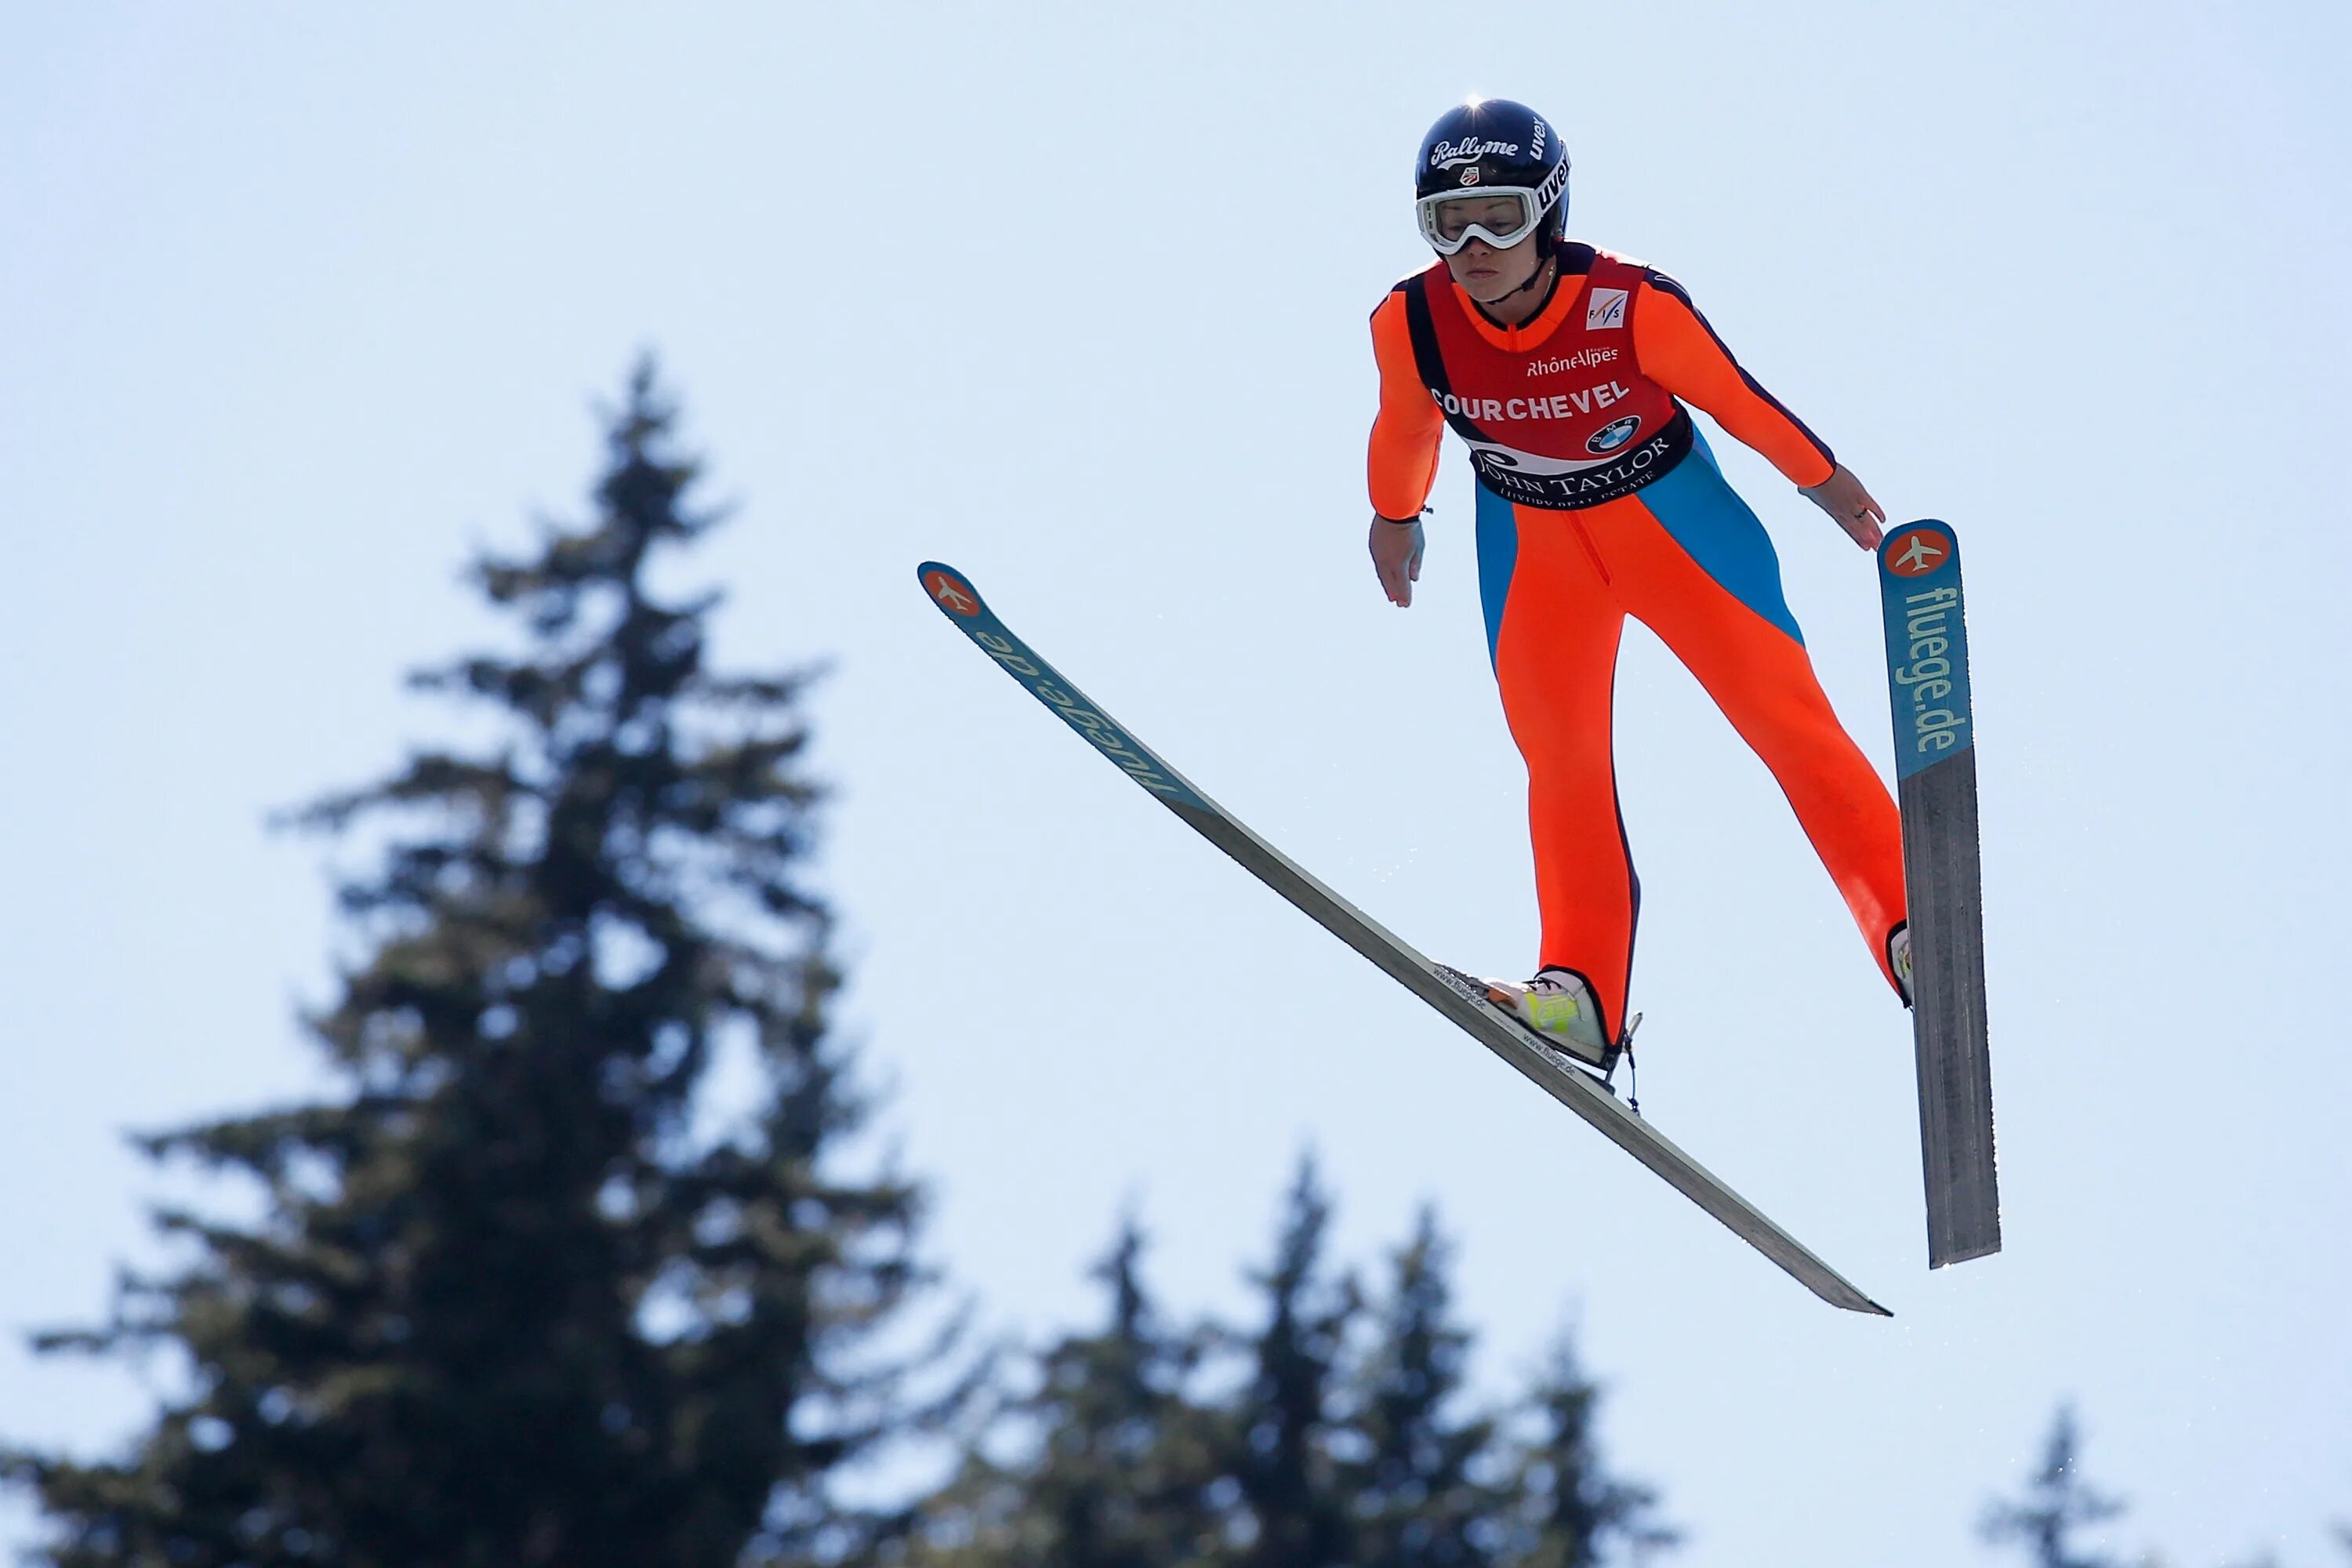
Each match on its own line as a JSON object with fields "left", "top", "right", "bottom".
{"left": 1802, "top": 465, "right": 1886, "bottom": 550}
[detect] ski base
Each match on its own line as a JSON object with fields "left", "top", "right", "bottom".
{"left": 923, "top": 561, "right": 1889, "bottom": 1316}
{"left": 1878, "top": 521, "right": 2002, "bottom": 1269}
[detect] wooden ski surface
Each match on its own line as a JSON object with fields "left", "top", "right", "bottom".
{"left": 1877, "top": 522, "right": 2002, "bottom": 1268}
{"left": 921, "top": 561, "right": 1891, "bottom": 1316}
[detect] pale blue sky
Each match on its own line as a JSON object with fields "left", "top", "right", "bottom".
{"left": 3, "top": 3, "right": 2347, "bottom": 1563}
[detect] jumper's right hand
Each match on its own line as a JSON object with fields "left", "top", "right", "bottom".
{"left": 1370, "top": 514, "right": 1425, "bottom": 607}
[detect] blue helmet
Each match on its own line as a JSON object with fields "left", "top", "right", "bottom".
{"left": 1414, "top": 99, "right": 1570, "bottom": 256}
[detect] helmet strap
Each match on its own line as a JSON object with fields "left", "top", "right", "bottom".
{"left": 1532, "top": 201, "right": 1566, "bottom": 262}
{"left": 1472, "top": 251, "right": 1560, "bottom": 327}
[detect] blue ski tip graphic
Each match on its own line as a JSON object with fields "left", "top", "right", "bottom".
{"left": 1876, "top": 521, "right": 1975, "bottom": 782}
{"left": 916, "top": 561, "right": 1212, "bottom": 813}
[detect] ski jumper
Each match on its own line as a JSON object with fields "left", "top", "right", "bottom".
{"left": 1367, "top": 244, "right": 1907, "bottom": 1044}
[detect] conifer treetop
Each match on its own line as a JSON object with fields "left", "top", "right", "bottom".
{"left": 1, "top": 360, "right": 945, "bottom": 1568}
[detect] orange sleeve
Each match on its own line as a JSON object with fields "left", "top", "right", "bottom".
{"left": 1632, "top": 273, "right": 1837, "bottom": 489}
{"left": 1367, "top": 291, "right": 1445, "bottom": 521}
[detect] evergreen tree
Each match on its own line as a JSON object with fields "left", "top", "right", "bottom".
{"left": 1497, "top": 1335, "right": 1675, "bottom": 1568}
{"left": 1342, "top": 1207, "right": 1508, "bottom": 1568}
{"left": 895, "top": 1168, "right": 1679, "bottom": 1568}
{"left": 1, "top": 362, "right": 938, "bottom": 1567}
{"left": 1981, "top": 1406, "right": 2126, "bottom": 1568}
{"left": 902, "top": 1218, "right": 1225, "bottom": 1568}
{"left": 1224, "top": 1156, "right": 1359, "bottom": 1568}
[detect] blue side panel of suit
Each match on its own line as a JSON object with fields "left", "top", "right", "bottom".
{"left": 1472, "top": 480, "right": 1519, "bottom": 669}
{"left": 1471, "top": 423, "right": 1806, "bottom": 674}
{"left": 1632, "top": 428, "right": 1806, "bottom": 645}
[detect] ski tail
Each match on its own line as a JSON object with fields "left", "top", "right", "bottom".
{"left": 1876, "top": 522, "right": 2001, "bottom": 1268}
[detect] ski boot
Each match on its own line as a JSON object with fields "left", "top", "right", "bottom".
{"left": 1889, "top": 925, "right": 1914, "bottom": 1007}
{"left": 1483, "top": 967, "right": 1617, "bottom": 1071}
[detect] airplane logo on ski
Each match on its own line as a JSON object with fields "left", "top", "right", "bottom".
{"left": 1885, "top": 527, "right": 1955, "bottom": 578}
{"left": 926, "top": 571, "right": 982, "bottom": 616}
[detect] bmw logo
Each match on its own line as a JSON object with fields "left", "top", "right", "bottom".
{"left": 1586, "top": 416, "right": 1641, "bottom": 454}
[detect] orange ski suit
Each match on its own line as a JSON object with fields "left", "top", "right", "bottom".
{"left": 1367, "top": 244, "right": 1906, "bottom": 1044}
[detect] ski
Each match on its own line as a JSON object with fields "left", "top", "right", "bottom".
{"left": 1877, "top": 521, "right": 2002, "bottom": 1268}
{"left": 920, "top": 561, "right": 1889, "bottom": 1316}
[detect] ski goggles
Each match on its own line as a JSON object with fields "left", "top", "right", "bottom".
{"left": 1415, "top": 157, "right": 1569, "bottom": 255}
{"left": 1417, "top": 187, "right": 1548, "bottom": 254}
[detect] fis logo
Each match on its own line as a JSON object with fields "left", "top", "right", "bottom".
{"left": 1585, "top": 289, "right": 1629, "bottom": 330}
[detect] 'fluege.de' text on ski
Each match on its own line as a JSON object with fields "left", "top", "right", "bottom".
{"left": 1893, "top": 585, "right": 1968, "bottom": 759}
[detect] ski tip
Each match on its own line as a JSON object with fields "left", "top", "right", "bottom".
{"left": 1877, "top": 519, "right": 1961, "bottom": 580}
{"left": 916, "top": 562, "right": 989, "bottom": 622}
{"left": 1857, "top": 1296, "right": 1894, "bottom": 1318}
